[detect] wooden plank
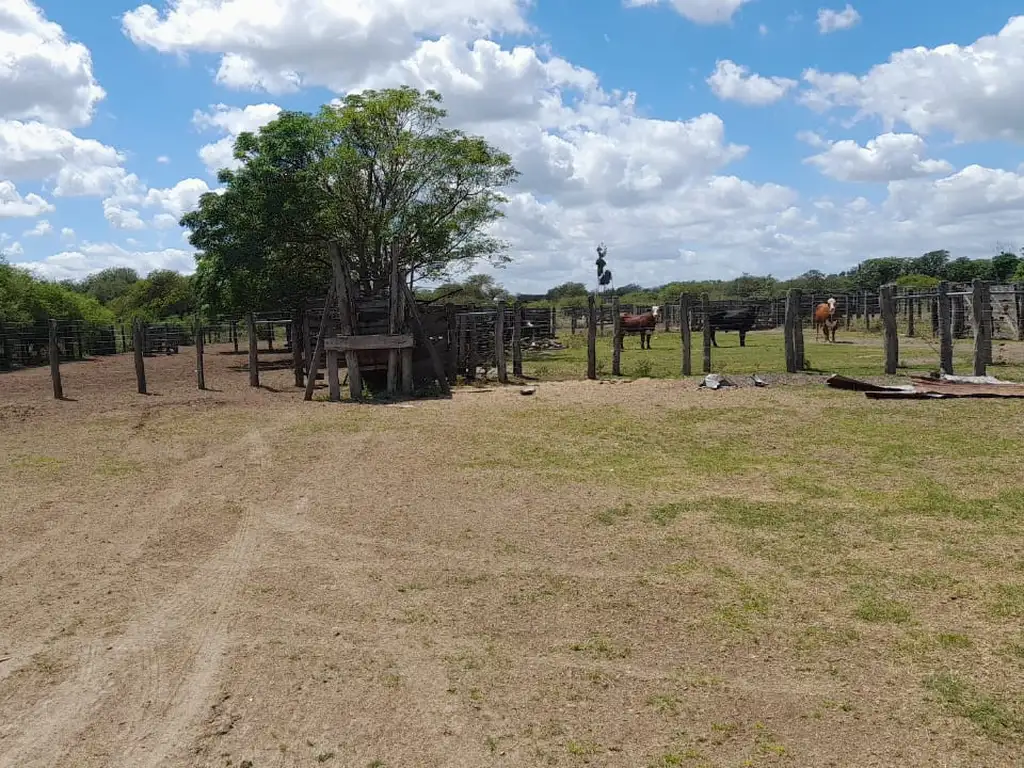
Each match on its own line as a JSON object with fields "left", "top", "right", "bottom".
{"left": 401, "top": 347, "right": 414, "bottom": 394}
{"left": 938, "top": 281, "right": 953, "bottom": 374}
{"left": 133, "top": 320, "right": 147, "bottom": 394}
{"left": 495, "top": 301, "right": 508, "bottom": 384}
{"left": 195, "top": 319, "right": 206, "bottom": 390}
{"left": 701, "top": 292, "right": 712, "bottom": 374}
{"left": 586, "top": 294, "right": 597, "bottom": 380}
{"left": 48, "top": 319, "right": 64, "bottom": 400}
{"left": 324, "top": 333, "right": 414, "bottom": 352}
{"left": 679, "top": 293, "right": 692, "bottom": 376}
{"left": 400, "top": 279, "right": 450, "bottom": 395}
{"left": 880, "top": 285, "right": 898, "bottom": 375}
{"left": 330, "top": 242, "right": 361, "bottom": 399}
{"left": 512, "top": 302, "right": 523, "bottom": 377}
{"left": 971, "top": 279, "right": 990, "bottom": 376}
{"left": 612, "top": 295, "right": 621, "bottom": 376}
{"left": 326, "top": 350, "right": 341, "bottom": 400}
{"left": 303, "top": 284, "right": 335, "bottom": 401}
{"left": 247, "top": 312, "right": 259, "bottom": 387}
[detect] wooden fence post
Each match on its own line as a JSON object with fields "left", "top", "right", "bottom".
{"left": 495, "top": 301, "right": 508, "bottom": 384}
{"left": 195, "top": 319, "right": 206, "bottom": 390}
{"left": 611, "top": 295, "right": 622, "bottom": 376}
{"left": 570, "top": 311, "right": 577, "bottom": 335}
{"left": 290, "top": 311, "right": 304, "bottom": 387}
{"left": 784, "top": 289, "right": 800, "bottom": 373}
{"left": 246, "top": 312, "right": 259, "bottom": 387}
{"left": 512, "top": 303, "right": 523, "bottom": 377}
{"left": 48, "top": 319, "right": 64, "bottom": 399}
{"left": 329, "top": 243, "right": 362, "bottom": 399}
{"left": 132, "top": 319, "right": 147, "bottom": 394}
{"left": 794, "top": 293, "right": 805, "bottom": 370}
{"left": 587, "top": 294, "right": 597, "bottom": 380}
{"left": 880, "top": 285, "right": 898, "bottom": 375}
{"left": 906, "top": 297, "right": 915, "bottom": 337}
{"left": 327, "top": 350, "right": 341, "bottom": 400}
{"left": 844, "top": 295, "right": 851, "bottom": 331}
{"left": 0, "top": 322, "right": 11, "bottom": 371}
{"left": 863, "top": 291, "right": 870, "bottom": 331}
{"left": 303, "top": 285, "right": 335, "bottom": 401}
{"left": 971, "top": 279, "right": 991, "bottom": 375}
{"left": 1015, "top": 283, "right": 1024, "bottom": 341}
{"left": 679, "top": 293, "right": 692, "bottom": 376}
{"left": 232, "top": 320, "right": 239, "bottom": 353}
{"left": 938, "top": 281, "right": 953, "bottom": 374}
{"left": 701, "top": 292, "right": 712, "bottom": 374}
{"left": 387, "top": 256, "right": 401, "bottom": 395}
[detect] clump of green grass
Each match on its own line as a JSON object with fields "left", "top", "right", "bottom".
{"left": 854, "top": 595, "right": 912, "bottom": 624}
{"left": 937, "top": 633, "right": 973, "bottom": 649}
{"left": 566, "top": 739, "right": 601, "bottom": 757}
{"left": 595, "top": 503, "right": 632, "bottom": 525}
{"left": 923, "top": 672, "right": 1023, "bottom": 740}
{"left": 988, "top": 584, "right": 1024, "bottom": 618}
{"left": 646, "top": 694, "right": 680, "bottom": 715}
{"left": 650, "top": 503, "right": 683, "bottom": 526}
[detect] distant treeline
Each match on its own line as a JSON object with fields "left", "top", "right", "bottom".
{"left": 4, "top": 248, "right": 1023, "bottom": 325}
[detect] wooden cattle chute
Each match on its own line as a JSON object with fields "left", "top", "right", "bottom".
{"left": 297, "top": 246, "right": 452, "bottom": 400}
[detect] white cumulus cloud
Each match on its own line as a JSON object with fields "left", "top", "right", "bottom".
{"left": 817, "top": 4, "right": 861, "bottom": 34}
{"left": 0, "top": 180, "right": 53, "bottom": 218}
{"left": 0, "top": 0, "right": 106, "bottom": 127}
{"left": 805, "top": 133, "right": 953, "bottom": 182}
{"left": 123, "top": 0, "right": 530, "bottom": 94}
{"left": 707, "top": 60, "right": 797, "bottom": 105}
{"left": 193, "top": 103, "right": 282, "bottom": 174}
{"left": 801, "top": 16, "right": 1024, "bottom": 142}
{"left": 624, "top": 0, "right": 753, "bottom": 25}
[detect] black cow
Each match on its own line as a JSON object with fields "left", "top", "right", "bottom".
{"left": 707, "top": 306, "right": 758, "bottom": 347}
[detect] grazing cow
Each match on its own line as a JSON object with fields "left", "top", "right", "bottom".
{"left": 707, "top": 305, "right": 758, "bottom": 347}
{"left": 814, "top": 297, "right": 839, "bottom": 343}
{"left": 618, "top": 305, "right": 661, "bottom": 349}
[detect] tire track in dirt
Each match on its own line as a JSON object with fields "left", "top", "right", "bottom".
{"left": 0, "top": 428, "right": 275, "bottom": 768}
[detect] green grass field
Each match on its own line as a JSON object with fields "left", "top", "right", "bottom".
{"left": 522, "top": 327, "right": 1024, "bottom": 382}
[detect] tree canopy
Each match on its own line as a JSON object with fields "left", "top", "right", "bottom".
{"left": 182, "top": 87, "right": 520, "bottom": 315}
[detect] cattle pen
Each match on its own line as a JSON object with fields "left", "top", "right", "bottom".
{"left": 7, "top": 280, "right": 1024, "bottom": 402}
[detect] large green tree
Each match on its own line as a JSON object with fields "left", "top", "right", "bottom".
{"left": 182, "top": 87, "right": 519, "bottom": 314}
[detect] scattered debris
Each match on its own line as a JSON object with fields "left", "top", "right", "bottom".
{"left": 525, "top": 339, "right": 565, "bottom": 351}
{"left": 699, "top": 374, "right": 734, "bottom": 390}
{"left": 751, "top": 374, "right": 768, "bottom": 387}
{"left": 520, "top": 386, "right": 537, "bottom": 396}
{"left": 826, "top": 373, "right": 1024, "bottom": 399}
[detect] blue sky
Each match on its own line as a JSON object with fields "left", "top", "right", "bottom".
{"left": 2, "top": 0, "right": 1023, "bottom": 292}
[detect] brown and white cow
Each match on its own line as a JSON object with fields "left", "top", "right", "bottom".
{"left": 814, "top": 297, "right": 839, "bottom": 343}
{"left": 618, "top": 305, "right": 661, "bottom": 349}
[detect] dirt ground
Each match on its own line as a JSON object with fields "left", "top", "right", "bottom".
{"left": 1, "top": 347, "right": 1022, "bottom": 767}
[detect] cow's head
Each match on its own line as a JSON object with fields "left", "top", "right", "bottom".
{"left": 827, "top": 297, "right": 837, "bottom": 315}
{"left": 651, "top": 305, "right": 661, "bottom": 320}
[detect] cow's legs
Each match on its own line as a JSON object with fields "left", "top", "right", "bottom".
{"left": 739, "top": 330, "right": 747, "bottom": 347}
{"left": 710, "top": 329, "right": 718, "bottom": 348}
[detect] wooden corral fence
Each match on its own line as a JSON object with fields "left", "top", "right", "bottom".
{"left": 578, "top": 282, "right": 1024, "bottom": 380}
{"left": 452, "top": 305, "right": 557, "bottom": 380}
